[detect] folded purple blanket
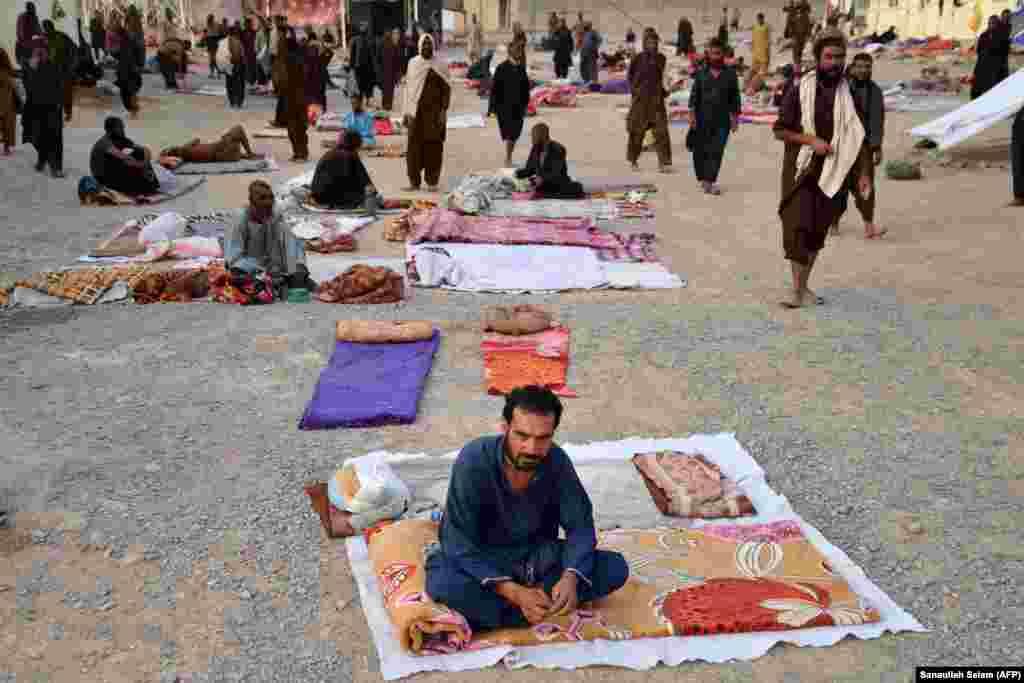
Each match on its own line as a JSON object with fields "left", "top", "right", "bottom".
{"left": 298, "top": 331, "right": 440, "bottom": 430}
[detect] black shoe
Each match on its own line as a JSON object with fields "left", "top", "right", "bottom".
{"left": 35, "top": 160, "right": 46, "bottom": 172}
{"left": 52, "top": 169, "right": 65, "bottom": 178}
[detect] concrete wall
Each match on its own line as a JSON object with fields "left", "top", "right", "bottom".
{"left": 865, "top": 0, "right": 1014, "bottom": 40}
{"left": 3, "top": 0, "right": 85, "bottom": 65}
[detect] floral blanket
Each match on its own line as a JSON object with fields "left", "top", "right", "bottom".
{"left": 482, "top": 326, "right": 577, "bottom": 398}
{"left": 367, "top": 518, "right": 880, "bottom": 655}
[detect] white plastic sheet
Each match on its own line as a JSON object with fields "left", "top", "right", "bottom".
{"left": 909, "top": 69, "right": 1024, "bottom": 149}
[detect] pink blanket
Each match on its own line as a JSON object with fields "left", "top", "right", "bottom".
{"left": 407, "top": 208, "right": 615, "bottom": 249}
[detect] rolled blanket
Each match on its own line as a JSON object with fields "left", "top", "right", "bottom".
{"left": 335, "top": 320, "right": 435, "bottom": 344}
{"left": 482, "top": 304, "right": 554, "bottom": 335}
{"left": 632, "top": 451, "right": 755, "bottom": 518}
{"left": 367, "top": 519, "right": 475, "bottom": 654}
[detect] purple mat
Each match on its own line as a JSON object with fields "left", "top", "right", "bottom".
{"left": 599, "top": 79, "right": 630, "bottom": 94}
{"left": 298, "top": 330, "right": 440, "bottom": 430}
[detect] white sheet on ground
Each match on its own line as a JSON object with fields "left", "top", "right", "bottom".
{"left": 406, "top": 243, "right": 685, "bottom": 292}
{"left": 346, "top": 433, "right": 928, "bottom": 681}
{"left": 446, "top": 112, "right": 487, "bottom": 129}
{"left": 407, "top": 243, "right": 608, "bottom": 292}
{"left": 909, "top": 69, "right": 1024, "bottom": 149}
{"left": 290, "top": 215, "right": 377, "bottom": 240}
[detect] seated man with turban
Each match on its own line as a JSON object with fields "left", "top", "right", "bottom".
{"left": 89, "top": 116, "right": 161, "bottom": 195}
{"left": 224, "top": 179, "right": 316, "bottom": 296}
{"left": 309, "top": 129, "right": 381, "bottom": 211}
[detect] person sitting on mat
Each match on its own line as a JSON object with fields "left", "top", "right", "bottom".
{"left": 310, "top": 129, "right": 381, "bottom": 211}
{"left": 224, "top": 179, "right": 315, "bottom": 294}
{"left": 160, "top": 125, "right": 264, "bottom": 164}
{"left": 340, "top": 92, "right": 376, "bottom": 148}
{"left": 425, "top": 386, "right": 630, "bottom": 632}
{"left": 89, "top": 116, "right": 161, "bottom": 195}
{"left": 515, "top": 123, "right": 585, "bottom": 199}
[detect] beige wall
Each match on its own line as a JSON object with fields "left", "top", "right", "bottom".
{"left": 865, "top": 0, "right": 1013, "bottom": 40}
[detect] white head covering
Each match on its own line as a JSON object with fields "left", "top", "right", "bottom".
{"left": 490, "top": 42, "right": 508, "bottom": 77}
{"left": 403, "top": 34, "right": 451, "bottom": 116}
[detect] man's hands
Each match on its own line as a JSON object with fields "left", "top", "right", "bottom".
{"left": 549, "top": 572, "right": 578, "bottom": 617}
{"left": 687, "top": 112, "right": 696, "bottom": 128}
{"left": 858, "top": 174, "right": 872, "bottom": 199}
{"left": 872, "top": 147, "right": 883, "bottom": 166}
{"left": 730, "top": 113, "right": 739, "bottom": 132}
{"left": 496, "top": 582, "right": 551, "bottom": 624}
{"left": 810, "top": 137, "right": 833, "bottom": 156}
{"left": 496, "top": 571, "right": 579, "bottom": 623}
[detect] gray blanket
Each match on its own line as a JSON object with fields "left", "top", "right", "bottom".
{"left": 173, "top": 158, "right": 272, "bottom": 175}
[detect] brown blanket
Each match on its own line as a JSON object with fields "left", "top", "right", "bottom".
{"left": 632, "top": 451, "right": 755, "bottom": 518}
{"left": 316, "top": 265, "right": 404, "bottom": 304}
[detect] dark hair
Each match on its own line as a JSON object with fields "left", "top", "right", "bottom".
{"left": 707, "top": 37, "right": 725, "bottom": 51}
{"left": 813, "top": 34, "right": 846, "bottom": 61}
{"left": 248, "top": 179, "right": 272, "bottom": 194}
{"left": 340, "top": 129, "right": 363, "bottom": 151}
{"left": 42, "top": 19, "right": 54, "bottom": 32}
{"left": 757, "top": 12, "right": 765, "bottom": 20}
{"left": 503, "top": 386, "right": 563, "bottom": 429}
{"left": 852, "top": 52, "right": 873, "bottom": 65}
{"left": 104, "top": 116, "right": 123, "bottom": 134}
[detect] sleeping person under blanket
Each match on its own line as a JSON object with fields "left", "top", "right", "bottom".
{"left": 425, "top": 386, "right": 629, "bottom": 632}
{"left": 159, "top": 125, "right": 264, "bottom": 163}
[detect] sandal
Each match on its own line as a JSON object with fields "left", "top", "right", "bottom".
{"left": 303, "top": 480, "right": 342, "bottom": 539}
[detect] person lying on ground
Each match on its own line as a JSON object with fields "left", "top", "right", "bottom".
{"left": 224, "top": 179, "right": 315, "bottom": 293}
{"left": 341, "top": 92, "right": 376, "bottom": 147}
{"left": 159, "top": 125, "right": 264, "bottom": 163}
{"left": 515, "top": 123, "right": 585, "bottom": 199}
{"left": 425, "top": 385, "right": 630, "bottom": 632}
{"left": 310, "top": 129, "right": 381, "bottom": 210}
{"left": 89, "top": 116, "right": 160, "bottom": 195}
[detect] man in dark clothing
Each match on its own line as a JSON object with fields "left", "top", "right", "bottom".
{"left": 42, "top": 20, "right": 77, "bottom": 122}
{"left": 688, "top": 38, "right": 740, "bottom": 195}
{"left": 90, "top": 116, "right": 160, "bottom": 195}
{"left": 284, "top": 33, "right": 309, "bottom": 161}
{"left": 553, "top": 19, "right": 574, "bottom": 79}
{"left": 310, "top": 129, "right": 380, "bottom": 210}
{"left": 26, "top": 36, "right": 66, "bottom": 177}
{"left": 489, "top": 41, "right": 532, "bottom": 166}
{"left": 426, "top": 386, "right": 629, "bottom": 632}
{"left": 350, "top": 23, "right": 376, "bottom": 103}
{"left": 773, "top": 35, "right": 871, "bottom": 309}
{"left": 516, "top": 123, "right": 585, "bottom": 199}
{"left": 1011, "top": 108, "right": 1024, "bottom": 207}
{"left": 627, "top": 29, "right": 672, "bottom": 173}
{"left": 16, "top": 2, "right": 43, "bottom": 71}
{"left": 785, "top": 0, "right": 813, "bottom": 66}
{"left": 835, "top": 53, "right": 887, "bottom": 238}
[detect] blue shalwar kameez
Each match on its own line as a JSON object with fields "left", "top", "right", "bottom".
{"left": 425, "top": 435, "right": 629, "bottom": 631}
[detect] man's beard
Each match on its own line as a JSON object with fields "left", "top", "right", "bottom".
{"left": 504, "top": 450, "right": 544, "bottom": 472}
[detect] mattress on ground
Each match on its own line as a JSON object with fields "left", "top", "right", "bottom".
{"left": 298, "top": 331, "right": 440, "bottom": 430}
{"left": 173, "top": 157, "right": 275, "bottom": 175}
{"left": 482, "top": 326, "right": 576, "bottom": 397}
{"left": 365, "top": 516, "right": 882, "bottom": 655}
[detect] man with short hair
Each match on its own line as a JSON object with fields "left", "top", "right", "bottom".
{"left": 774, "top": 35, "right": 871, "bottom": 309}
{"left": 224, "top": 180, "right": 314, "bottom": 293}
{"left": 90, "top": 116, "right": 160, "bottom": 193}
{"left": 25, "top": 36, "right": 67, "bottom": 177}
{"left": 426, "top": 386, "right": 630, "bottom": 631}
{"left": 626, "top": 29, "right": 672, "bottom": 173}
{"left": 786, "top": 0, "right": 813, "bottom": 66}
{"left": 516, "top": 123, "right": 585, "bottom": 199}
{"left": 688, "top": 38, "right": 740, "bottom": 195}
{"left": 835, "top": 52, "right": 887, "bottom": 238}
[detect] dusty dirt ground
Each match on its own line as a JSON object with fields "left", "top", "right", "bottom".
{"left": 1, "top": 23, "right": 1022, "bottom": 683}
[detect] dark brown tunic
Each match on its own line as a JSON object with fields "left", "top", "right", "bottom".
{"left": 407, "top": 70, "right": 451, "bottom": 187}
{"left": 774, "top": 78, "right": 866, "bottom": 265}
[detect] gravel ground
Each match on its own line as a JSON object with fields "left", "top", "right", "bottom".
{"left": 2, "top": 47, "right": 1023, "bottom": 683}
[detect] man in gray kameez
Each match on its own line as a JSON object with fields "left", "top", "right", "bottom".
{"left": 224, "top": 180, "right": 315, "bottom": 296}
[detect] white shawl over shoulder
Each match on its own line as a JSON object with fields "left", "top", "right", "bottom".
{"left": 402, "top": 35, "right": 451, "bottom": 116}
{"left": 794, "top": 73, "right": 866, "bottom": 198}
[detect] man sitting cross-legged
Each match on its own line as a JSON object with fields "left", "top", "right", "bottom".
{"left": 89, "top": 116, "right": 161, "bottom": 195}
{"left": 515, "top": 123, "right": 585, "bottom": 199}
{"left": 310, "top": 129, "right": 382, "bottom": 211}
{"left": 160, "top": 125, "right": 264, "bottom": 164}
{"left": 425, "top": 386, "right": 630, "bottom": 631}
{"left": 224, "top": 180, "right": 316, "bottom": 295}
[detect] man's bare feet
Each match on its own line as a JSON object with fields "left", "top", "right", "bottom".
{"left": 803, "top": 288, "right": 825, "bottom": 305}
{"left": 401, "top": 185, "right": 421, "bottom": 192}
{"left": 865, "top": 223, "right": 888, "bottom": 238}
{"left": 658, "top": 164, "right": 675, "bottom": 174}
{"left": 1009, "top": 198, "right": 1024, "bottom": 207}
{"left": 780, "top": 291, "right": 806, "bottom": 309}
{"left": 426, "top": 185, "right": 439, "bottom": 192}
{"left": 629, "top": 161, "right": 639, "bottom": 171}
